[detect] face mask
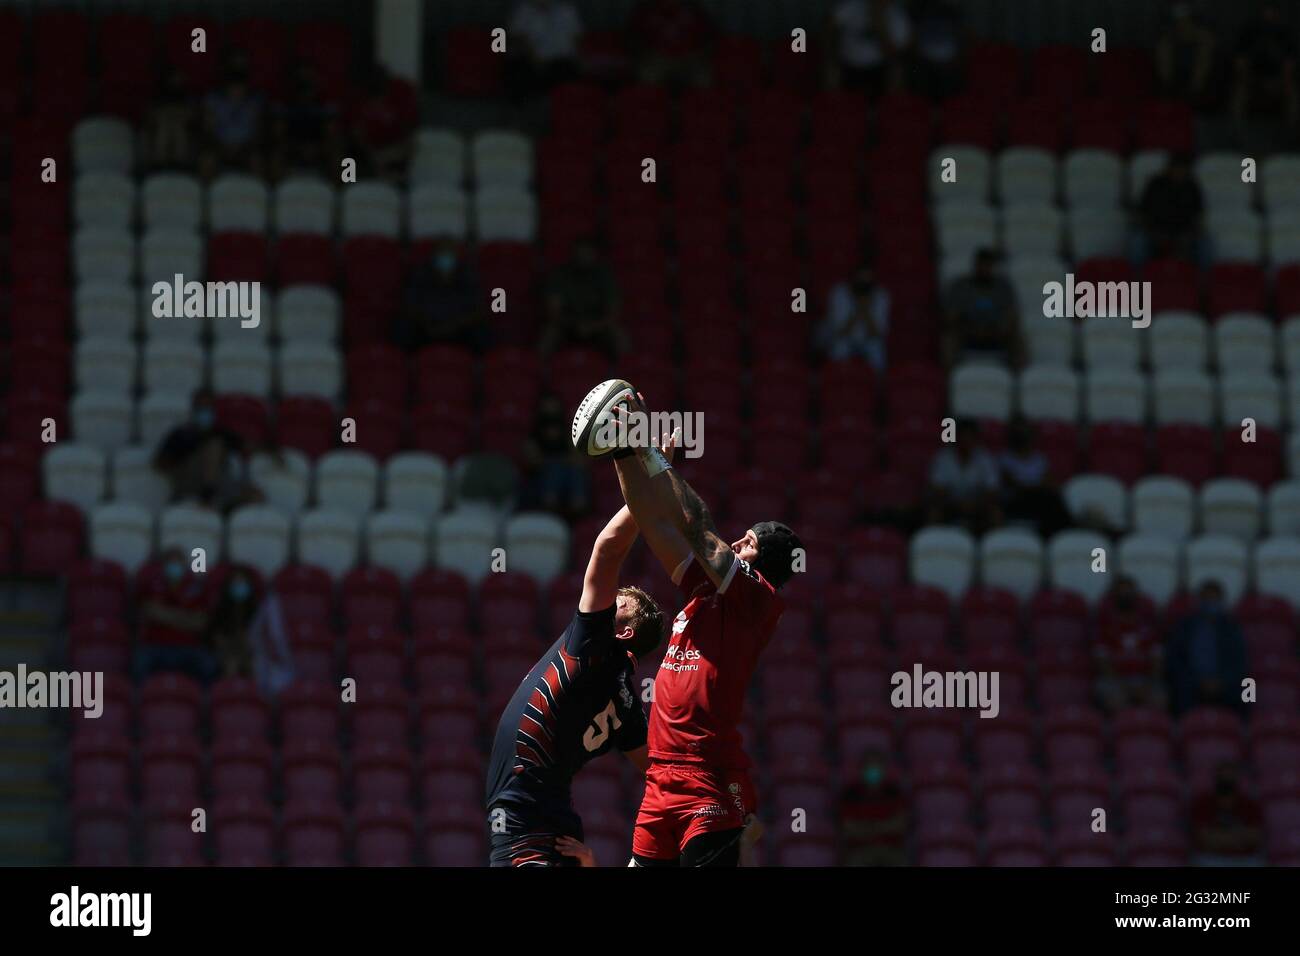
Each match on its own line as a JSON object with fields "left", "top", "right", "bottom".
{"left": 164, "top": 561, "right": 184, "bottom": 584}
{"left": 863, "top": 765, "right": 883, "bottom": 787}
{"left": 434, "top": 252, "right": 457, "bottom": 275}
{"left": 229, "top": 579, "right": 253, "bottom": 603}
{"left": 194, "top": 408, "right": 215, "bottom": 429}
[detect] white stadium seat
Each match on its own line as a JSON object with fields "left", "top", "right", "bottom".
{"left": 110, "top": 446, "right": 170, "bottom": 512}
{"left": 408, "top": 184, "right": 470, "bottom": 240}
{"left": 75, "top": 337, "right": 136, "bottom": 393}
{"left": 273, "top": 176, "right": 336, "bottom": 235}
{"left": 934, "top": 200, "right": 997, "bottom": 256}
{"left": 472, "top": 186, "right": 537, "bottom": 241}
{"left": 1148, "top": 311, "right": 1209, "bottom": 370}
{"left": 158, "top": 504, "right": 223, "bottom": 561}
{"left": 74, "top": 172, "right": 135, "bottom": 228}
{"left": 978, "top": 527, "right": 1043, "bottom": 599}
{"left": 140, "top": 227, "right": 204, "bottom": 287}
{"left": 1000, "top": 204, "right": 1062, "bottom": 258}
{"left": 43, "top": 443, "right": 106, "bottom": 513}
{"left": 212, "top": 341, "right": 273, "bottom": 396}
{"left": 1117, "top": 534, "right": 1182, "bottom": 606}
{"left": 952, "top": 363, "right": 1014, "bottom": 420}
{"left": 277, "top": 343, "right": 342, "bottom": 399}
{"left": 410, "top": 129, "right": 467, "bottom": 185}
{"left": 1269, "top": 218, "right": 1300, "bottom": 267}
{"left": 1266, "top": 481, "right": 1300, "bottom": 536}
{"left": 227, "top": 505, "right": 292, "bottom": 577}
{"left": 1046, "top": 529, "right": 1111, "bottom": 603}
{"left": 208, "top": 174, "right": 270, "bottom": 232}
{"left": 1063, "top": 474, "right": 1128, "bottom": 530}
{"left": 73, "top": 117, "right": 134, "bottom": 174}
{"left": 1066, "top": 207, "right": 1126, "bottom": 260}
{"left": 250, "top": 450, "right": 312, "bottom": 515}
{"left": 996, "top": 147, "right": 1057, "bottom": 204}
{"left": 1084, "top": 367, "right": 1147, "bottom": 424}
{"left": 433, "top": 508, "right": 500, "bottom": 585}
{"left": 137, "top": 391, "right": 191, "bottom": 448}
{"left": 1017, "top": 364, "right": 1079, "bottom": 422}
{"left": 366, "top": 510, "right": 430, "bottom": 581}
{"left": 383, "top": 452, "right": 449, "bottom": 517}
{"left": 72, "top": 390, "right": 133, "bottom": 450}
{"left": 1152, "top": 369, "right": 1215, "bottom": 426}
{"left": 1198, "top": 478, "right": 1264, "bottom": 542}
{"left": 340, "top": 182, "right": 402, "bottom": 238}
{"left": 1132, "top": 476, "right": 1196, "bottom": 540}
{"left": 1063, "top": 149, "right": 1123, "bottom": 207}
{"left": 1214, "top": 313, "right": 1276, "bottom": 371}
{"left": 1219, "top": 373, "right": 1283, "bottom": 432}
{"left": 1184, "top": 534, "right": 1248, "bottom": 604}
{"left": 74, "top": 227, "right": 135, "bottom": 282}
{"left": 90, "top": 502, "right": 154, "bottom": 573}
{"left": 929, "top": 146, "right": 991, "bottom": 203}
{"left": 315, "top": 450, "right": 379, "bottom": 517}
{"left": 276, "top": 285, "right": 340, "bottom": 344}
{"left": 1194, "top": 152, "right": 1255, "bottom": 211}
{"left": 75, "top": 281, "right": 138, "bottom": 340}
{"left": 142, "top": 172, "right": 203, "bottom": 230}
{"left": 1262, "top": 155, "right": 1300, "bottom": 209}
{"left": 1126, "top": 150, "right": 1168, "bottom": 201}
{"left": 503, "top": 512, "right": 570, "bottom": 585}
{"left": 1281, "top": 316, "right": 1300, "bottom": 376}
{"left": 1208, "top": 208, "right": 1264, "bottom": 262}
{"left": 909, "top": 526, "right": 976, "bottom": 599}
{"left": 1022, "top": 315, "right": 1077, "bottom": 366}
{"left": 1080, "top": 315, "right": 1144, "bottom": 369}
{"left": 1252, "top": 537, "right": 1300, "bottom": 602}
{"left": 143, "top": 339, "right": 206, "bottom": 394}
{"left": 471, "top": 130, "right": 534, "bottom": 188}
{"left": 296, "top": 508, "right": 361, "bottom": 578}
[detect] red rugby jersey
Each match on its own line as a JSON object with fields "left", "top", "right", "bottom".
{"left": 647, "top": 553, "right": 784, "bottom": 768}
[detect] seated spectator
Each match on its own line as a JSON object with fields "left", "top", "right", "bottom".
{"left": 1155, "top": 2, "right": 1217, "bottom": 106}
{"left": 521, "top": 393, "right": 591, "bottom": 520}
{"left": 1231, "top": 2, "right": 1298, "bottom": 126}
{"left": 153, "top": 390, "right": 261, "bottom": 513}
{"left": 1132, "top": 154, "right": 1206, "bottom": 266}
{"left": 271, "top": 63, "right": 341, "bottom": 180}
{"left": 910, "top": 0, "right": 965, "bottom": 98}
{"left": 395, "top": 237, "right": 488, "bottom": 352}
{"left": 209, "top": 565, "right": 294, "bottom": 698}
{"left": 816, "top": 260, "right": 890, "bottom": 371}
{"left": 1190, "top": 763, "right": 1265, "bottom": 866}
{"left": 539, "top": 237, "right": 627, "bottom": 356}
{"left": 200, "top": 56, "right": 266, "bottom": 179}
{"left": 626, "top": 0, "right": 716, "bottom": 88}
{"left": 1094, "top": 575, "right": 1165, "bottom": 713}
{"left": 838, "top": 750, "right": 908, "bottom": 866}
{"left": 925, "top": 418, "right": 1001, "bottom": 533}
{"left": 941, "top": 248, "right": 1022, "bottom": 369}
{"left": 134, "top": 549, "right": 219, "bottom": 684}
{"left": 143, "top": 67, "right": 199, "bottom": 172}
{"left": 1166, "top": 580, "right": 1249, "bottom": 717}
{"left": 997, "top": 416, "right": 1070, "bottom": 537}
{"left": 825, "top": 0, "right": 912, "bottom": 96}
{"left": 346, "top": 64, "right": 419, "bottom": 181}
{"left": 506, "top": 0, "right": 583, "bottom": 97}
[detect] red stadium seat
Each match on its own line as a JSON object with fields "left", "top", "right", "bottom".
{"left": 442, "top": 28, "right": 502, "bottom": 97}
{"left": 20, "top": 500, "right": 83, "bottom": 575}
{"left": 277, "top": 234, "right": 338, "bottom": 286}
{"left": 275, "top": 396, "right": 336, "bottom": 459}
{"left": 1207, "top": 262, "right": 1268, "bottom": 317}
{"left": 1155, "top": 424, "right": 1218, "bottom": 486}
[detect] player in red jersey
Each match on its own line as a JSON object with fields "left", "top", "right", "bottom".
{"left": 609, "top": 395, "right": 802, "bottom": 866}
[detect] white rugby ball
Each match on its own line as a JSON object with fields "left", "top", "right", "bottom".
{"left": 571, "top": 378, "right": 636, "bottom": 457}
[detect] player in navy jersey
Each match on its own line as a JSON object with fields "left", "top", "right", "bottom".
{"left": 485, "top": 503, "right": 666, "bottom": 867}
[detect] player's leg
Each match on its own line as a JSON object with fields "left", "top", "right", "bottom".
{"left": 630, "top": 764, "right": 683, "bottom": 866}
{"left": 680, "top": 827, "right": 744, "bottom": 867}
{"left": 673, "top": 766, "right": 754, "bottom": 867}
{"left": 487, "top": 805, "right": 582, "bottom": 867}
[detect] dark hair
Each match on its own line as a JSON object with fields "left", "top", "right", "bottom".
{"left": 618, "top": 586, "right": 665, "bottom": 658}
{"left": 750, "top": 521, "right": 803, "bottom": 590}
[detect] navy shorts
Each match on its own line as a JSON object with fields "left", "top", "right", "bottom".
{"left": 486, "top": 803, "right": 584, "bottom": 867}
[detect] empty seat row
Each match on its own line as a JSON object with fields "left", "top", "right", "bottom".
{"left": 75, "top": 340, "right": 341, "bottom": 398}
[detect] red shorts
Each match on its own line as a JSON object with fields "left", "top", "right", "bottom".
{"left": 632, "top": 762, "right": 755, "bottom": 861}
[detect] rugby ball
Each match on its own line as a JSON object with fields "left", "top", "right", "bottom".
{"left": 571, "top": 378, "right": 636, "bottom": 457}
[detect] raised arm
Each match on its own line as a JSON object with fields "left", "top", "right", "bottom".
{"left": 578, "top": 505, "right": 639, "bottom": 613}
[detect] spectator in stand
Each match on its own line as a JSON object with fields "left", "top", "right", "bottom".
{"left": 538, "top": 237, "right": 627, "bottom": 357}
{"left": 1231, "top": 2, "right": 1298, "bottom": 126}
{"left": 1132, "top": 154, "right": 1206, "bottom": 265}
{"left": 270, "top": 63, "right": 341, "bottom": 180}
{"left": 143, "top": 66, "right": 199, "bottom": 172}
{"left": 1190, "top": 763, "right": 1265, "bottom": 866}
{"left": 1094, "top": 575, "right": 1165, "bottom": 713}
{"left": 825, "top": 0, "right": 912, "bottom": 96}
{"left": 134, "top": 548, "right": 219, "bottom": 684}
{"left": 997, "top": 415, "right": 1071, "bottom": 537}
{"left": 838, "top": 750, "right": 908, "bottom": 866}
{"left": 396, "top": 236, "right": 489, "bottom": 352}
{"left": 521, "top": 393, "right": 592, "bottom": 520}
{"left": 626, "top": 0, "right": 716, "bottom": 88}
{"left": 1166, "top": 580, "right": 1249, "bottom": 717}
{"left": 152, "top": 389, "right": 261, "bottom": 513}
{"left": 506, "top": 0, "right": 583, "bottom": 97}
{"left": 346, "top": 63, "right": 419, "bottom": 181}
{"left": 208, "top": 565, "right": 294, "bottom": 698}
{"left": 816, "top": 259, "right": 890, "bottom": 371}
{"left": 910, "top": 0, "right": 965, "bottom": 98}
{"left": 199, "top": 55, "right": 267, "bottom": 179}
{"left": 925, "top": 418, "right": 1002, "bottom": 533}
{"left": 1155, "top": 2, "right": 1217, "bottom": 106}
{"left": 941, "top": 248, "right": 1022, "bottom": 369}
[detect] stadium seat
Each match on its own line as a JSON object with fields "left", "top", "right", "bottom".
{"left": 296, "top": 509, "right": 361, "bottom": 579}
